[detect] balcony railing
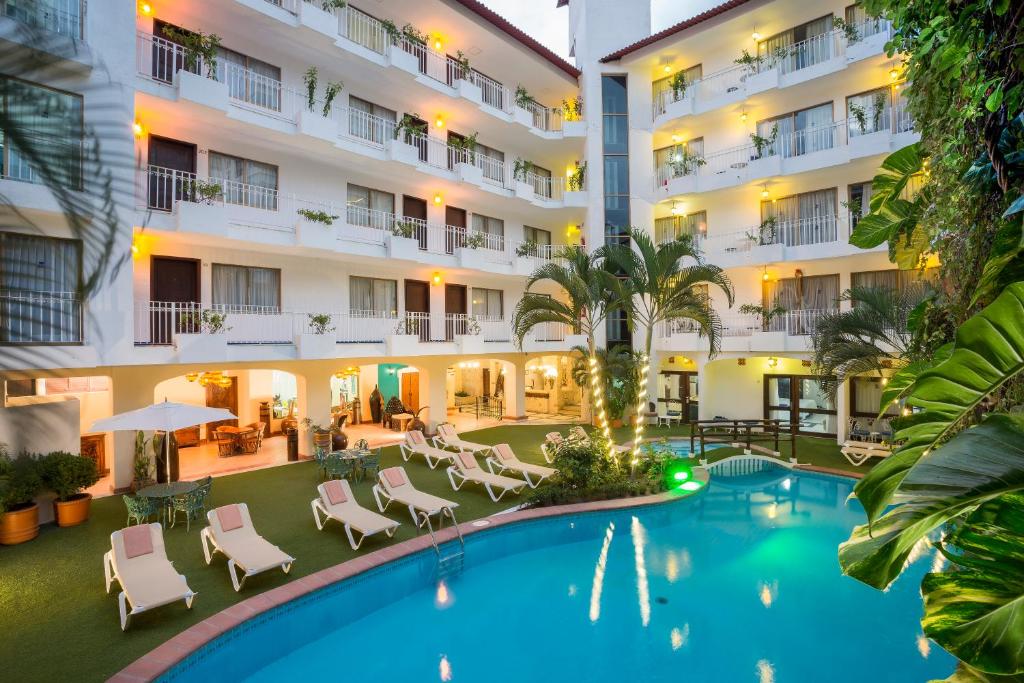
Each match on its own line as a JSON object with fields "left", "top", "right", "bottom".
{"left": 134, "top": 301, "right": 397, "bottom": 345}
{"left": 1, "top": 290, "right": 83, "bottom": 343}
{"left": 2, "top": 0, "right": 85, "bottom": 40}
{"left": 653, "top": 19, "right": 893, "bottom": 118}
{"left": 660, "top": 309, "right": 834, "bottom": 339}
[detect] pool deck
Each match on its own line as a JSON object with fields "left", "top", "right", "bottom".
{"left": 110, "top": 468, "right": 714, "bottom": 683}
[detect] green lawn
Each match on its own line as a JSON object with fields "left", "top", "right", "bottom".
{"left": 0, "top": 423, "right": 849, "bottom": 682}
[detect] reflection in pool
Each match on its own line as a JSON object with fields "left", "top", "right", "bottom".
{"left": 163, "top": 465, "right": 954, "bottom": 682}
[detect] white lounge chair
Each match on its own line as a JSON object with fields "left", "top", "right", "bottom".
{"left": 487, "top": 443, "right": 557, "bottom": 488}
{"left": 570, "top": 425, "right": 631, "bottom": 455}
{"left": 841, "top": 440, "right": 892, "bottom": 467}
{"left": 446, "top": 451, "right": 527, "bottom": 502}
{"left": 373, "top": 466, "right": 459, "bottom": 531}
{"left": 400, "top": 430, "right": 458, "bottom": 469}
{"left": 540, "top": 431, "right": 563, "bottom": 464}
{"left": 201, "top": 503, "right": 295, "bottom": 592}
{"left": 312, "top": 480, "right": 400, "bottom": 550}
{"left": 433, "top": 423, "right": 492, "bottom": 455}
{"left": 104, "top": 523, "right": 196, "bottom": 631}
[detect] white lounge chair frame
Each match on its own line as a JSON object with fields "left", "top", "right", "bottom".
{"left": 446, "top": 452, "right": 527, "bottom": 502}
{"left": 486, "top": 444, "right": 556, "bottom": 488}
{"left": 540, "top": 431, "right": 563, "bottom": 464}
{"left": 372, "top": 466, "right": 459, "bottom": 532}
{"left": 399, "top": 430, "right": 458, "bottom": 469}
{"left": 311, "top": 480, "right": 399, "bottom": 550}
{"left": 840, "top": 440, "right": 892, "bottom": 466}
{"left": 104, "top": 523, "right": 196, "bottom": 631}
{"left": 432, "top": 423, "right": 493, "bottom": 455}
{"left": 201, "top": 503, "right": 295, "bottom": 592}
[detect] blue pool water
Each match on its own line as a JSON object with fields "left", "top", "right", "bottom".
{"left": 164, "top": 467, "right": 954, "bottom": 682}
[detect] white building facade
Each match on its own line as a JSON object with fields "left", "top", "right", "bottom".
{"left": 0, "top": 0, "right": 913, "bottom": 492}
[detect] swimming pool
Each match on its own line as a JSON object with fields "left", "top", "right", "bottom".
{"left": 163, "top": 466, "right": 954, "bottom": 681}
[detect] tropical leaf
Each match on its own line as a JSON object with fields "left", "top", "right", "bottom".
{"left": 877, "top": 343, "right": 954, "bottom": 419}
{"left": 922, "top": 493, "right": 1024, "bottom": 675}
{"left": 970, "top": 218, "right": 1024, "bottom": 307}
{"left": 849, "top": 143, "right": 926, "bottom": 252}
{"left": 930, "top": 663, "right": 1024, "bottom": 682}
{"left": 852, "top": 282, "right": 1024, "bottom": 524}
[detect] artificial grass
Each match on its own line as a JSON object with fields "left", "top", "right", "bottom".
{"left": 0, "top": 422, "right": 848, "bottom": 682}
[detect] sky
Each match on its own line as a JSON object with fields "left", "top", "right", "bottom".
{"left": 477, "top": 1, "right": 723, "bottom": 59}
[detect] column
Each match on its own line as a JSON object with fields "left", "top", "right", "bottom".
{"left": 109, "top": 367, "right": 160, "bottom": 490}
{"left": 503, "top": 360, "right": 527, "bottom": 420}
{"left": 416, "top": 357, "right": 450, "bottom": 433}
{"left": 300, "top": 370, "right": 334, "bottom": 456}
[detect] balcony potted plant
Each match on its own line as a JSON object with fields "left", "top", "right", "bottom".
{"left": 40, "top": 450, "right": 100, "bottom": 527}
{"left": 512, "top": 158, "right": 536, "bottom": 199}
{"left": 453, "top": 390, "right": 475, "bottom": 408}
{"left": 454, "top": 55, "right": 482, "bottom": 102}
{"left": 387, "top": 220, "right": 421, "bottom": 259}
{"left": 563, "top": 161, "right": 588, "bottom": 206}
{"left": 515, "top": 239, "right": 539, "bottom": 258}
{"left": 0, "top": 451, "right": 43, "bottom": 545}
{"left": 740, "top": 301, "right": 789, "bottom": 350}
{"left": 386, "top": 22, "right": 422, "bottom": 74}
{"left": 735, "top": 48, "right": 778, "bottom": 91}
{"left": 296, "top": 207, "right": 340, "bottom": 249}
{"left": 451, "top": 132, "right": 484, "bottom": 185}
{"left": 297, "top": 313, "right": 337, "bottom": 358}
{"left": 387, "top": 114, "right": 426, "bottom": 164}
{"left": 297, "top": 67, "right": 340, "bottom": 140}
{"left": 298, "top": 0, "right": 343, "bottom": 37}
{"left": 162, "top": 26, "right": 229, "bottom": 110}
{"left": 174, "top": 309, "right": 231, "bottom": 362}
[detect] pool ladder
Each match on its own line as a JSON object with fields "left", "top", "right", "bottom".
{"left": 418, "top": 505, "right": 465, "bottom": 579}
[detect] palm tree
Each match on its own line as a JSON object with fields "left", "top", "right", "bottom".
{"left": 512, "top": 245, "right": 616, "bottom": 428}
{"left": 570, "top": 344, "right": 643, "bottom": 422}
{"left": 810, "top": 285, "right": 929, "bottom": 400}
{"left": 602, "top": 229, "right": 734, "bottom": 458}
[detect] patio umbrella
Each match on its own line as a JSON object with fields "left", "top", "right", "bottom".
{"left": 91, "top": 399, "right": 238, "bottom": 482}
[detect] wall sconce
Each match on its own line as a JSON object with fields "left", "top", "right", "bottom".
{"left": 133, "top": 121, "right": 143, "bottom": 137}
{"left": 751, "top": 27, "right": 761, "bottom": 41}
{"left": 139, "top": 2, "right": 153, "bottom": 15}
{"left": 671, "top": 133, "right": 682, "bottom": 143}
{"left": 432, "top": 272, "right": 442, "bottom": 286}
{"left": 435, "top": 116, "right": 445, "bottom": 128}
{"left": 880, "top": 376, "right": 889, "bottom": 386}
{"left": 794, "top": 268, "right": 804, "bottom": 280}
{"left": 663, "top": 64, "right": 672, "bottom": 74}
{"left": 889, "top": 66, "right": 899, "bottom": 81}
{"left": 433, "top": 37, "right": 443, "bottom": 50}
{"left": 761, "top": 184, "right": 770, "bottom": 199}
{"left": 762, "top": 268, "right": 770, "bottom": 282}
{"left": 387, "top": 367, "right": 396, "bottom": 375}
{"left": 767, "top": 357, "right": 779, "bottom": 368}
{"left": 740, "top": 109, "right": 748, "bottom": 123}
{"left": 801, "top": 359, "right": 812, "bottom": 368}
{"left": 670, "top": 201, "right": 685, "bottom": 216}
{"left": 737, "top": 358, "right": 746, "bottom": 366}
{"left": 433, "top": 193, "right": 443, "bottom": 205}
{"left": 668, "top": 356, "right": 675, "bottom": 364}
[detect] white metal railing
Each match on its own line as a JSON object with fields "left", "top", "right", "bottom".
{"left": 525, "top": 171, "right": 563, "bottom": 200}
{"left": 267, "top": 0, "right": 298, "bottom": 13}
{"left": 142, "top": 165, "right": 279, "bottom": 212}
{"left": 516, "top": 242, "right": 556, "bottom": 260}
{"left": 0, "top": 290, "right": 82, "bottom": 343}
{"left": 344, "top": 107, "right": 396, "bottom": 147}
{"left": 476, "top": 316, "right": 509, "bottom": 342}
{"left": 526, "top": 321, "right": 570, "bottom": 343}
{"left": 652, "top": 19, "right": 893, "bottom": 119}
{"left": 766, "top": 309, "right": 834, "bottom": 336}
{"left": 3, "top": 0, "right": 84, "bottom": 39}
{"left": 338, "top": 4, "right": 390, "bottom": 54}
{"left": 335, "top": 310, "right": 397, "bottom": 343}
{"left": 402, "top": 311, "right": 431, "bottom": 342}
{"left": 345, "top": 205, "right": 394, "bottom": 237}
{"left": 848, "top": 105, "right": 915, "bottom": 138}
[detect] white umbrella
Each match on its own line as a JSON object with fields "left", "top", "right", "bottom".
{"left": 91, "top": 399, "right": 238, "bottom": 482}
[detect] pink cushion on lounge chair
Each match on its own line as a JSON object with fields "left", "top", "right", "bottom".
{"left": 547, "top": 432, "right": 562, "bottom": 443}
{"left": 457, "top": 452, "right": 477, "bottom": 470}
{"left": 494, "top": 444, "right": 513, "bottom": 461}
{"left": 383, "top": 468, "right": 406, "bottom": 488}
{"left": 216, "top": 504, "right": 244, "bottom": 532}
{"left": 408, "top": 430, "right": 426, "bottom": 446}
{"left": 324, "top": 480, "right": 348, "bottom": 505}
{"left": 122, "top": 524, "right": 154, "bottom": 559}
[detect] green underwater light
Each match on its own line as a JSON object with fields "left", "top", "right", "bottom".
{"left": 665, "top": 461, "right": 701, "bottom": 490}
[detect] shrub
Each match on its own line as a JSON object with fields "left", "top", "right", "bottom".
{"left": 40, "top": 451, "right": 99, "bottom": 502}
{"left": 0, "top": 453, "right": 43, "bottom": 512}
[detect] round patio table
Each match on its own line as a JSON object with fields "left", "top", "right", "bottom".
{"left": 137, "top": 481, "right": 198, "bottom": 528}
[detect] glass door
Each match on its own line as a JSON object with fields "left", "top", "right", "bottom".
{"left": 764, "top": 374, "right": 837, "bottom": 436}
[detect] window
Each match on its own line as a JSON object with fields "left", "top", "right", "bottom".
{"left": 845, "top": 4, "right": 888, "bottom": 37}
{"left": 212, "top": 264, "right": 280, "bottom": 311}
{"left": 0, "top": 77, "right": 83, "bottom": 189}
{"left": 763, "top": 274, "right": 840, "bottom": 333}
{"left": 655, "top": 138, "right": 705, "bottom": 180}
{"left": 655, "top": 211, "right": 707, "bottom": 244}
{"left": 350, "top": 276, "right": 396, "bottom": 315}
{"left": 652, "top": 64, "right": 703, "bottom": 103}
{"left": 524, "top": 226, "right": 551, "bottom": 246}
{"left": 471, "top": 214, "right": 504, "bottom": 250}
{"left": 761, "top": 188, "right": 838, "bottom": 246}
{"left": 765, "top": 374, "right": 837, "bottom": 435}
{"left": 471, "top": 288, "right": 503, "bottom": 318}
{"left": 758, "top": 103, "right": 835, "bottom": 158}
{"left": 527, "top": 164, "right": 553, "bottom": 197}
{"left": 208, "top": 152, "right": 278, "bottom": 209}
{"left": 3, "top": 0, "right": 83, "bottom": 37}
{"left": 474, "top": 140, "right": 505, "bottom": 183}
{"left": 346, "top": 184, "right": 395, "bottom": 227}
{"left": 851, "top": 268, "right": 936, "bottom": 301}
{"left": 850, "top": 376, "right": 899, "bottom": 418}
{"left": 0, "top": 233, "right": 82, "bottom": 343}
{"left": 757, "top": 15, "right": 835, "bottom": 73}
{"left": 218, "top": 46, "right": 281, "bottom": 110}
{"left": 348, "top": 96, "right": 396, "bottom": 144}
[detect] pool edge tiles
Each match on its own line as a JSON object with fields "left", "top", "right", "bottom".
{"left": 113, "top": 468, "right": 712, "bottom": 683}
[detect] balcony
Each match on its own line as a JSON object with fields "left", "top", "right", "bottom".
{"left": 132, "top": 301, "right": 573, "bottom": 363}
{"left": 652, "top": 19, "right": 892, "bottom": 125}
{"left": 656, "top": 309, "right": 834, "bottom": 353}
{"left": 136, "top": 32, "right": 583, "bottom": 210}
{"left": 0, "top": 0, "right": 90, "bottom": 69}
{"left": 140, "top": 165, "right": 568, "bottom": 274}
{"left": 655, "top": 110, "right": 916, "bottom": 197}
{"left": 1, "top": 290, "right": 83, "bottom": 344}
{"left": 243, "top": 0, "right": 578, "bottom": 137}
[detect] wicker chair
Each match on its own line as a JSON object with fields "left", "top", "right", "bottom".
{"left": 238, "top": 424, "right": 263, "bottom": 454}
{"left": 213, "top": 429, "right": 238, "bottom": 457}
{"left": 169, "top": 488, "right": 206, "bottom": 531}
{"left": 123, "top": 495, "right": 157, "bottom": 526}
{"left": 324, "top": 452, "right": 356, "bottom": 480}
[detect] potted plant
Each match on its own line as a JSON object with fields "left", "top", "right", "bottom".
{"left": 131, "top": 431, "right": 155, "bottom": 492}
{"left": 161, "top": 26, "right": 221, "bottom": 78}
{"left": 516, "top": 239, "right": 538, "bottom": 258}
{"left": 739, "top": 301, "right": 788, "bottom": 331}
{"left": 186, "top": 179, "right": 223, "bottom": 205}
{"left": 308, "top": 313, "right": 335, "bottom": 334}
{"left": 750, "top": 124, "right": 779, "bottom": 160}
{"left": 849, "top": 102, "right": 869, "bottom": 134}
{"left": 512, "top": 158, "right": 535, "bottom": 182}
{"left": 668, "top": 71, "right": 688, "bottom": 101}
{"left": 833, "top": 16, "right": 860, "bottom": 44}
{"left": 734, "top": 49, "right": 766, "bottom": 76}
{"left": 0, "top": 452, "right": 43, "bottom": 545}
{"left": 40, "top": 451, "right": 100, "bottom": 527}
{"left": 401, "top": 23, "right": 427, "bottom": 45}
{"left": 463, "top": 231, "right": 486, "bottom": 249}
{"left": 391, "top": 219, "right": 417, "bottom": 239}
{"left": 515, "top": 84, "right": 534, "bottom": 110}
{"left": 297, "top": 208, "right": 339, "bottom": 226}
{"left": 567, "top": 161, "right": 587, "bottom": 192}
{"left": 669, "top": 145, "right": 706, "bottom": 177}
{"left": 321, "top": 80, "right": 343, "bottom": 117}
{"left": 304, "top": 66, "right": 318, "bottom": 111}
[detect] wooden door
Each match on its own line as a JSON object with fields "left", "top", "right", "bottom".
{"left": 149, "top": 256, "right": 199, "bottom": 344}
{"left": 403, "top": 196, "right": 428, "bottom": 249}
{"left": 404, "top": 280, "right": 430, "bottom": 341}
{"left": 80, "top": 434, "right": 107, "bottom": 475}
{"left": 147, "top": 136, "right": 197, "bottom": 210}
{"left": 445, "top": 284, "right": 467, "bottom": 340}
{"left": 445, "top": 205, "right": 466, "bottom": 254}
{"left": 401, "top": 372, "right": 419, "bottom": 411}
{"left": 205, "top": 377, "right": 239, "bottom": 439}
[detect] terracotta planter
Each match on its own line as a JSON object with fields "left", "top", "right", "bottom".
{"left": 611, "top": 418, "right": 624, "bottom": 428}
{"left": 53, "top": 493, "right": 92, "bottom": 527}
{"left": 0, "top": 503, "right": 40, "bottom": 545}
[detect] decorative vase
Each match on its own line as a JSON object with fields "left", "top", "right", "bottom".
{"left": 369, "top": 385, "right": 382, "bottom": 423}
{"left": 53, "top": 493, "right": 92, "bottom": 527}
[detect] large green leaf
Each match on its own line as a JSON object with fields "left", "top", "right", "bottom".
{"left": 922, "top": 493, "right": 1024, "bottom": 675}
{"left": 878, "top": 344, "right": 954, "bottom": 419}
{"left": 853, "top": 283, "right": 1024, "bottom": 523}
{"left": 840, "top": 414, "right": 1024, "bottom": 590}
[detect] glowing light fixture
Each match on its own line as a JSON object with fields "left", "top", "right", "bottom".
{"left": 671, "top": 133, "right": 682, "bottom": 143}
{"left": 663, "top": 65, "right": 672, "bottom": 73}
{"left": 889, "top": 67, "right": 899, "bottom": 81}
{"left": 767, "top": 356, "right": 779, "bottom": 368}
{"left": 140, "top": 2, "right": 152, "bottom": 15}
{"left": 762, "top": 267, "right": 770, "bottom": 282}
{"left": 434, "top": 38, "right": 443, "bottom": 50}
{"left": 432, "top": 272, "right": 442, "bottom": 285}
{"left": 133, "top": 121, "right": 143, "bottom": 137}
{"left": 740, "top": 110, "right": 748, "bottom": 123}
{"left": 435, "top": 116, "right": 445, "bottom": 128}
{"left": 433, "top": 193, "right": 443, "bottom": 205}
{"left": 751, "top": 28, "right": 761, "bottom": 41}
{"left": 761, "top": 184, "right": 770, "bottom": 199}
{"left": 670, "top": 201, "right": 685, "bottom": 216}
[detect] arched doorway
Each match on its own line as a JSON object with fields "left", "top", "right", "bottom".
{"left": 524, "top": 355, "right": 581, "bottom": 420}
